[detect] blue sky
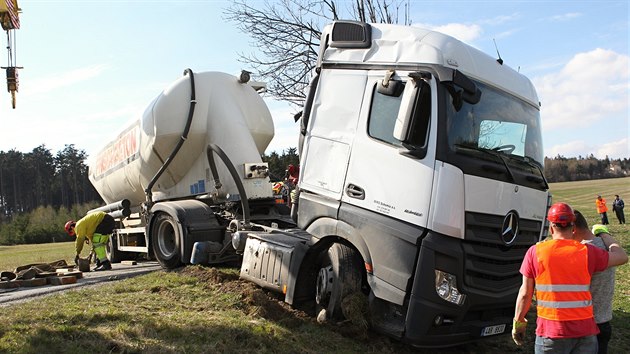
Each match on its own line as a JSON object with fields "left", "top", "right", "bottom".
{"left": 0, "top": 0, "right": 628, "bottom": 161}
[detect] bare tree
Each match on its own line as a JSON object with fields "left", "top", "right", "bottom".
{"left": 224, "top": 0, "right": 411, "bottom": 106}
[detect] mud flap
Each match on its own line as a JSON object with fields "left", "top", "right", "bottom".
{"left": 239, "top": 229, "right": 311, "bottom": 303}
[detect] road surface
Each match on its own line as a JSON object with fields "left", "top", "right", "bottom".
{"left": 0, "top": 261, "right": 162, "bottom": 307}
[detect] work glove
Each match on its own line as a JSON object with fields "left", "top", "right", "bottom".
{"left": 74, "top": 254, "right": 80, "bottom": 266}
{"left": 512, "top": 319, "right": 527, "bottom": 346}
{"left": 592, "top": 224, "right": 609, "bottom": 236}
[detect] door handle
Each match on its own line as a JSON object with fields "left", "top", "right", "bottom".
{"left": 346, "top": 184, "right": 365, "bottom": 200}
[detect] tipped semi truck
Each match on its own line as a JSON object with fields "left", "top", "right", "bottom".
{"left": 88, "top": 21, "right": 550, "bottom": 347}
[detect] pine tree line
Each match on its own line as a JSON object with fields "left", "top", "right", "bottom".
{"left": 544, "top": 155, "right": 629, "bottom": 183}
{"left": 0, "top": 145, "right": 101, "bottom": 221}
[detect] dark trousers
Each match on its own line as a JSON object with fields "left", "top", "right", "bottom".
{"left": 600, "top": 212, "right": 609, "bottom": 225}
{"left": 95, "top": 214, "right": 116, "bottom": 235}
{"left": 597, "top": 321, "right": 611, "bottom": 354}
{"left": 614, "top": 209, "right": 625, "bottom": 224}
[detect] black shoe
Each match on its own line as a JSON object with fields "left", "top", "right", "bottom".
{"left": 94, "top": 260, "right": 112, "bottom": 271}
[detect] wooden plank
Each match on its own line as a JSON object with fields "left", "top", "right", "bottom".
{"left": 21, "top": 278, "right": 48, "bottom": 287}
{"left": 48, "top": 276, "right": 77, "bottom": 286}
{"left": 55, "top": 267, "right": 75, "bottom": 273}
{"left": 61, "top": 271, "right": 83, "bottom": 279}
{"left": 0, "top": 280, "right": 21, "bottom": 289}
{"left": 121, "top": 260, "right": 137, "bottom": 265}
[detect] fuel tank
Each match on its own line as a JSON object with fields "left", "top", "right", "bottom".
{"left": 88, "top": 71, "right": 274, "bottom": 205}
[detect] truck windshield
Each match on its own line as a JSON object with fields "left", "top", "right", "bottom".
{"left": 442, "top": 81, "right": 546, "bottom": 189}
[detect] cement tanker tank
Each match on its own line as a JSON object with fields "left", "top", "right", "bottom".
{"left": 88, "top": 71, "right": 275, "bottom": 206}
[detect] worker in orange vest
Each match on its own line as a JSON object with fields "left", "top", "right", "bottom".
{"left": 512, "top": 202, "right": 628, "bottom": 352}
{"left": 595, "top": 195, "right": 609, "bottom": 225}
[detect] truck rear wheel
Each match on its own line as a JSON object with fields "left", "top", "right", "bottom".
{"left": 152, "top": 213, "right": 183, "bottom": 269}
{"left": 315, "top": 243, "right": 364, "bottom": 322}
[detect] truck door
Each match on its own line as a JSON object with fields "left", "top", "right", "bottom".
{"left": 342, "top": 70, "right": 437, "bottom": 228}
{"left": 299, "top": 69, "right": 367, "bottom": 202}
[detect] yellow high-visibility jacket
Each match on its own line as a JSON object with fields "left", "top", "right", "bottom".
{"left": 74, "top": 211, "right": 106, "bottom": 254}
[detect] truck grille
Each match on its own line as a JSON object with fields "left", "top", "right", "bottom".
{"left": 462, "top": 212, "right": 541, "bottom": 292}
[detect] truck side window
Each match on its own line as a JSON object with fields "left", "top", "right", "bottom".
{"left": 368, "top": 80, "right": 431, "bottom": 150}
{"left": 368, "top": 83, "right": 404, "bottom": 147}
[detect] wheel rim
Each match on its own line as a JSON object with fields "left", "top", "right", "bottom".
{"left": 315, "top": 264, "right": 333, "bottom": 306}
{"left": 157, "top": 217, "right": 177, "bottom": 258}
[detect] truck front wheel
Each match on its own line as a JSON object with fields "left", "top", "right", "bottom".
{"left": 152, "top": 213, "right": 183, "bottom": 269}
{"left": 315, "top": 243, "right": 365, "bottom": 323}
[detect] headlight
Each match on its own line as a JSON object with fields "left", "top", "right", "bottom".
{"left": 435, "top": 270, "right": 466, "bottom": 306}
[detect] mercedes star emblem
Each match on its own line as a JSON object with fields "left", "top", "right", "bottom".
{"left": 501, "top": 211, "right": 520, "bottom": 245}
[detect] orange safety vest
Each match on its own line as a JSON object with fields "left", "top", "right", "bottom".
{"left": 535, "top": 239, "right": 593, "bottom": 321}
{"left": 596, "top": 198, "right": 608, "bottom": 213}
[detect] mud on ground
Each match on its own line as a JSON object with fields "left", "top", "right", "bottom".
{"left": 175, "top": 266, "right": 408, "bottom": 352}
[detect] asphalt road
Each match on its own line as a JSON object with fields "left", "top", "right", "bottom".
{"left": 0, "top": 261, "right": 162, "bottom": 307}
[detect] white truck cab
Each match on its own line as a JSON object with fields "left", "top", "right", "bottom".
{"left": 286, "top": 21, "right": 549, "bottom": 346}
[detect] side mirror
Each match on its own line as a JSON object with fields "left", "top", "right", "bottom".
{"left": 452, "top": 70, "right": 481, "bottom": 104}
{"left": 393, "top": 72, "right": 431, "bottom": 141}
{"left": 393, "top": 79, "right": 418, "bottom": 141}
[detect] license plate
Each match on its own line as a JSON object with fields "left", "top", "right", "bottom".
{"left": 481, "top": 324, "right": 506, "bottom": 336}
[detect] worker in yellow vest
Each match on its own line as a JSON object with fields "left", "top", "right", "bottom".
{"left": 65, "top": 211, "right": 116, "bottom": 271}
{"left": 512, "top": 202, "right": 628, "bottom": 352}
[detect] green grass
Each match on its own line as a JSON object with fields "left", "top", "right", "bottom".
{"left": 1, "top": 267, "right": 415, "bottom": 354}
{"left": 1, "top": 177, "right": 629, "bottom": 353}
{"left": 0, "top": 241, "right": 92, "bottom": 272}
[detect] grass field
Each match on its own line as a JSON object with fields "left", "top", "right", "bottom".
{"left": 0, "top": 242, "right": 81, "bottom": 272}
{"left": 0, "top": 177, "right": 629, "bottom": 353}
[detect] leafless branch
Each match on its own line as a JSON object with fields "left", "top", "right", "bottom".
{"left": 224, "top": 0, "right": 411, "bottom": 107}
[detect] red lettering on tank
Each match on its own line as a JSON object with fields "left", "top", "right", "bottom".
{"left": 93, "top": 124, "right": 140, "bottom": 176}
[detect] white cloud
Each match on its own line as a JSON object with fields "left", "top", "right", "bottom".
{"left": 596, "top": 138, "right": 630, "bottom": 159}
{"left": 547, "top": 12, "right": 582, "bottom": 22}
{"left": 412, "top": 22, "right": 483, "bottom": 43}
{"left": 22, "top": 64, "right": 109, "bottom": 96}
{"left": 534, "top": 48, "right": 629, "bottom": 130}
{"left": 493, "top": 28, "right": 520, "bottom": 40}
{"left": 265, "top": 100, "right": 300, "bottom": 154}
{"left": 546, "top": 138, "right": 629, "bottom": 159}
{"left": 546, "top": 140, "right": 591, "bottom": 158}
{"left": 479, "top": 13, "right": 521, "bottom": 26}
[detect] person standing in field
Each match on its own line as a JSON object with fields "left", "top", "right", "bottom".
{"left": 512, "top": 202, "right": 628, "bottom": 353}
{"left": 595, "top": 195, "right": 609, "bottom": 225}
{"left": 611, "top": 194, "right": 625, "bottom": 224}
{"left": 573, "top": 211, "right": 628, "bottom": 354}
{"left": 64, "top": 211, "right": 116, "bottom": 271}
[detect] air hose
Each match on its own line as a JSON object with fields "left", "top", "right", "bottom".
{"left": 145, "top": 68, "right": 197, "bottom": 204}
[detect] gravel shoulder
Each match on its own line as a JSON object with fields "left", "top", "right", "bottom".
{"left": 0, "top": 261, "right": 162, "bottom": 307}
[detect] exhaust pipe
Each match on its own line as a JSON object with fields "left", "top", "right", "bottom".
{"left": 88, "top": 199, "right": 131, "bottom": 218}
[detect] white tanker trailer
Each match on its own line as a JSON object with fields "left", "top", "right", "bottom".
{"left": 88, "top": 69, "right": 292, "bottom": 268}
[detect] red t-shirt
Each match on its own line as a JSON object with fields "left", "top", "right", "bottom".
{"left": 520, "top": 241, "right": 609, "bottom": 338}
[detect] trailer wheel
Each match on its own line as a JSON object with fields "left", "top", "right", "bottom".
{"left": 152, "top": 213, "right": 183, "bottom": 269}
{"left": 315, "top": 243, "right": 364, "bottom": 322}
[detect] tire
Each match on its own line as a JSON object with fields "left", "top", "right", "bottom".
{"left": 151, "top": 213, "right": 183, "bottom": 269}
{"left": 315, "top": 243, "right": 364, "bottom": 321}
